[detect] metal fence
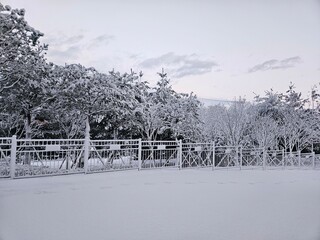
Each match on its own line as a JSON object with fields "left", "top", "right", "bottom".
{"left": 266, "top": 150, "right": 284, "bottom": 169}
{"left": 14, "top": 138, "right": 85, "bottom": 178}
{"left": 315, "top": 154, "right": 320, "bottom": 168}
{"left": 214, "top": 146, "right": 240, "bottom": 169}
{"left": 88, "top": 139, "right": 139, "bottom": 172}
{"left": 0, "top": 138, "right": 11, "bottom": 178}
{"left": 181, "top": 143, "right": 213, "bottom": 168}
{"left": 241, "top": 148, "right": 264, "bottom": 169}
{"left": 141, "top": 141, "right": 180, "bottom": 169}
{"left": 0, "top": 136, "right": 319, "bottom": 179}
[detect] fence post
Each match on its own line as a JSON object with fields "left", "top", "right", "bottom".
{"left": 282, "top": 149, "right": 285, "bottom": 169}
{"left": 298, "top": 150, "right": 301, "bottom": 168}
{"left": 212, "top": 142, "right": 215, "bottom": 171}
{"left": 83, "top": 135, "right": 90, "bottom": 174}
{"left": 179, "top": 140, "right": 182, "bottom": 170}
{"left": 239, "top": 146, "right": 242, "bottom": 170}
{"left": 236, "top": 146, "right": 239, "bottom": 169}
{"left": 10, "top": 135, "right": 17, "bottom": 179}
{"left": 312, "top": 152, "right": 315, "bottom": 169}
{"left": 263, "top": 148, "right": 266, "bottom": 170}
{"left": 138, "top": 139, "right": 142, "bottom": 170}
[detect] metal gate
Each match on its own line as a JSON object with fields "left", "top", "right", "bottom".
{"left": 14, "top": 139, "right": 85, "bottom": 178}
{"left": 181, "top": 143, "right": 213, "bottom": 168}
{"left": 315, "top": 154, "right": 320, "bottom": 168}
{"left": 0, "top": 138, "right": 11, "bottom": 178}
{"left": 88, "top": 140, "right": 139, "bottom": 172}
{"left": 141, "top": 141, "right": 180, "bottom": 169}
{"left": 214, "top": 146, "right": 240, "bottom": 169}
{"left": 284, "top": 152, "right": 300, "bottom": 168}
{"left": 300, "top": 152, "right": 315, "bottom": 168}
{"left": 241, "top": 148, "right": 264, "bottom": 169}
{"left": 266, "top": 150, "right": 284, "bottom": 169}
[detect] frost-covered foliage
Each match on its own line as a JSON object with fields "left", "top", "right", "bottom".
{"left": 201, "top": 99, "right": 252, "bottom": 146}
{"left": 133, "top": 69, "right": 202, "bottom": 141}
{"left": 201, "top": 84, "right": 320, "bottom": 151}
{"left": 0, "top": 3, "right": 203, "bottom": 140}
{"left": 1, "top": 3, "right": 320, "bottom": 146}
{"left": 0, "top": 3, "right": 52, "bottom": 138}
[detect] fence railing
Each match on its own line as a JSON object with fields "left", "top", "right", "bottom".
{"left": 0, "top": 136, "right": 319, "bottom": 179}
{"left": 89, "top": 139, "right": 139, "bottom": 172}
{"left": 181, "top": 143, "right": 214, "bottom": 168}
{"left": 0, "top": 137, "right": 11, "bottom": 178}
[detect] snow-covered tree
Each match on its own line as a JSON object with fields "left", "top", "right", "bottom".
{"left": 170, "top": 92, "right": 203, "bottom": 141}
{"left": 249, "top": 113, "right": 279, "bottom": 149}
{"left": 90, "top": 69, "right": 140, "bottom": 139}
{"left": 134, "top": 85, "right": 168, "bottom": 140}
{"left": 0, "top": 4, "right": 53, "bottom": 138}
{"left": 134, "top": 70, "right": 202, "bottom": 141}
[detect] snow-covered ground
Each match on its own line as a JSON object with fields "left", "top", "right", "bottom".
{"left": 0, "top": 169, "right": 320, "bottom": 240}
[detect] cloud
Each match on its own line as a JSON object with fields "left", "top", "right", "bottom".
{"left": 44, "top": 32, "right": 114, "bottom": 52}
{"left": 49, "top": 45, "right": 81, "bottom": 59}
{"left": 88, "top": 34, "right": 114, "bottom": 49}
{"left": 248, "top": 56, "right": 302, "bottom": 73}
{"left": 139, "top": 52, "right": 218, "bottom": 78}
{"left": 44, "top": 31, "right": 115, "bottom": 65}
{"left": 44, "top": 33, "right": 85, "bottom": 63}
{"left": 44, "top": 34, "right": 84, "bottom": 47}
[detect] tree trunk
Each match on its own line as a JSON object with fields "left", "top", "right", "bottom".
{"left": 25, "top": 112, "right": 32, "bottom": 139}
{"left": 24, "top": 112, "right": 32, "bottom": 165}
{"left": 85, "top": 115, "right": 90, "bottom": 139}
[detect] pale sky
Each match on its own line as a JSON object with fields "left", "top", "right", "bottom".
{"left": 3, "top": 0, "right": 320, "bottom": 101}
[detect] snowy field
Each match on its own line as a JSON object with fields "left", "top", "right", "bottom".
{"left": 0, "top": 169, "right": 320, "bottom": 240}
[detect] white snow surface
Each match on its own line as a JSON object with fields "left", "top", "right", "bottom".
{"left": 0, "top": 169, "right": 320, "bottom": 240}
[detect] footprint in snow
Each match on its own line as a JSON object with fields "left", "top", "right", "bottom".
{"left": 144, "top": 182, "right": 155, "bottom": 185}
{"left": 34, "top": 190, "right": 54, "bottom": 195}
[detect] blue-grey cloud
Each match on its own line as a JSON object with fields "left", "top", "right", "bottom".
{"left": 49, "top": 45, "right": 81, "bottom": 60}
{"left": 44, "top": 32, "right": 115, "bottom": 65}
{"left": 44, "top": 34, "right": 84, "bottom": 46}
{"left": 139, "top": 52, "right": 218, "bottom": 78}
{"left": 248, "top": 56, "right": 302, "bottom": 73}
{"left": 88, "top": 34, "right": 114, "bottom": 49}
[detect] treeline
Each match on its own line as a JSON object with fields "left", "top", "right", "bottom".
{"left": 201, "top": 87, "right": 320, "bottom": 152}
{"left": 0, "top": 4, "right": 202, "bottom": 141}
{"left": 1, "top": 4, "right": 320, "bottom": 152}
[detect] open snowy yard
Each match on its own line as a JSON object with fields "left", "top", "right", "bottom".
{"left": 0, "top": 169, "right": 320, "bottom": 240}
